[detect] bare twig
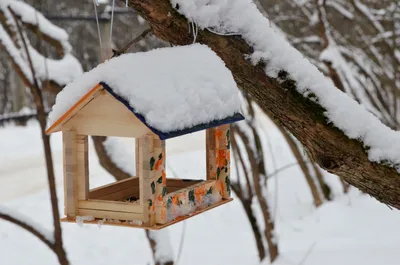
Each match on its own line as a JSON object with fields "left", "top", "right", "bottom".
{"left": 8, "top": 7, "right": 68, "bottom": 265}
{"left": 0, "top": 212, "right": 53, "bottom": 250}
{"left": 112, "top": 28, "right": 152, "bottom": 57}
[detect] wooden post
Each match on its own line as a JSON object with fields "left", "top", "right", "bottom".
{"left": 153, "top": 136, "right": 167, "bottom": 224}
{"left": 63, "top": 131, "right": 78, "bottom": 218}
{"left": 215, "top": 124, "right": 231, "bottom": 199}
{"left": 206, "top": 128, "right": 217, "bottom": 180}
{"left": 139, "top": 134, "right": 156, "bottom": 225}
{"left": 76, "top": 135, "right": 89, "bottom": 200}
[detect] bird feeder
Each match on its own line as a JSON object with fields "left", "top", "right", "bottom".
{"left": 45, "top": 44, "right": 244, "bottom": 229}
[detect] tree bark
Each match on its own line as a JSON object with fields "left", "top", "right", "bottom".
{"left": 123, "top": 0, "right": 400, "bottom": 209}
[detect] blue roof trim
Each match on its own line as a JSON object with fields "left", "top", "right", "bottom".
{"left": 100, "top": 82, "right": 245, "bottom": 140}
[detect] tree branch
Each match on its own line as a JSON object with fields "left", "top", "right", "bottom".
{"left": 123, "top": 0, "right": 400, "bottom": 209}
{"left": 0, "top": 211, "right": 54, "bottom": 250}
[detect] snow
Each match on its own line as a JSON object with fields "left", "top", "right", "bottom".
{"left": 47, "top": 44, "right": 242, "bottom": 133}
{"left": 1, "top": 121, "right": 400, "bottom": 265}
{"left": 0, "top": 205, "right": 54, "bottom": 244}
{"left": 103, "top": 137, "right": 135, "bottom": 176}
{"left": 0, "top": 0, "right": 71, "bottom": 52}
{"left": 147, "top": 230, "right": 174, "bottom": 264}
{"left": 171, "top": 0, "right": 400, "bottom": 171}
{"left": 0, "top": 0, "right": 82, "bottom": 86}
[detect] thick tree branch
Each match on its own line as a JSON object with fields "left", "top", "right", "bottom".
{"left": 124, "top": 0, "right": 400, "bottom": 209}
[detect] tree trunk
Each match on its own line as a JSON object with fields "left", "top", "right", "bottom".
{"left": 123, "top": 0, "right": 400, "bottom": 209}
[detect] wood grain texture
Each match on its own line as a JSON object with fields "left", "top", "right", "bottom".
{"left": 64, "top": 92, "right": 150, "bottom": 137}
{"left": 206, "top": 128, "right": 217, "bottom": 180}
{"left": 63, "top": 131, "right": 78, "bottom": 217}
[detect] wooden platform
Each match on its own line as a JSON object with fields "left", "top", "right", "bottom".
{"left": 61, "top": 198, "right": 233, "bottom": 230}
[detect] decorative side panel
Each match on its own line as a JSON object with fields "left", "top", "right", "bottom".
{"left": 153, "top": 136, "right": 167, "bottom": 224}
{"left": 160, "top": 180, "right": 221, "bottom": 225}
{"left": 215, "top": 124, "right": 231, "bottom": 198}
{"left": 140, "top": 134, "right": 156, "bottom": 225}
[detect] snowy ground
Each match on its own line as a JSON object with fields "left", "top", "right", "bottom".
{"left": 1, "top": 121, "right": 399, "bottom": 265}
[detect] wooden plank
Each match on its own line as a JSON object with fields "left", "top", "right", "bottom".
{"left": 64, "top": 92, "right": 150, "bottom": 137}
{"left": 78, "top": 209, "right": 144, "bottom": 221}
{"left": 140, "top": 134, "right": 155, "bottom": 225}
{"left": 89, "top": 176, "right": 139, "bottom": 199}
{"left": 79, "top": 199, "right": 142, "bottom": 213}
{"left": 62, "top": 198, "right": 233, "bottom": 230}
{"left": 165, "top": 180, "right": 215, "bottom": 198}
{"left": 206, "top": 128, "right": 217, "bottom": 180}
{"left": 46, "top": 84, "right": 103, "bottom": 134}
{"left": 216, "top": 124, "right": 231, "bottom": 199}
{"left": 63, "top": 130, "right": 78, "bottom": 217}
{"left": 97, "top": 186, "right": 140, "bottom": 201}
{"left": 166, "top": 179, "right": 202, "bottom": 188}
{"left": 76, "top": 135, "right": 89, "bottom": 200}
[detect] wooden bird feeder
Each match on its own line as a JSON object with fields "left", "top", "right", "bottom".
{"left": 45, "top": 45, "right": 244, "bottom": 229}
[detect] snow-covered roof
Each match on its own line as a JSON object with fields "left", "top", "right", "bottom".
{"left": 47, "top": 44, "right": 244, "bottom": 139}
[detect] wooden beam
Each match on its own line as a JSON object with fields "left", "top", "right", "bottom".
{"left": 76, "top": 135, "right": 89, "bottom": 200}
{"left": 89, "top": 176, "right": 139, "bottom": 199}
{"left": 63, "top": 130, "right": 78, "bottom": 217}
{"left": 206, "top": 128, "right": 217, "bottom": 180}
{"left": 79, "top": 199, "right": 142, "bottom": 213}
{"left": 78, "top": 209, "right": 144, "bottom": 221}
{"left": 216, "top": 124, "right": 231, "bottom": 199}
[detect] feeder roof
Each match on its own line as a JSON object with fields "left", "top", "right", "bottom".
{"left": 46, "top": 44, "right": 244, "bottom": 139}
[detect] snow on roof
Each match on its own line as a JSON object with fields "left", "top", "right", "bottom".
{"left": 171, "top": 0, "right": 400, "bottom": 171}
{"left": 48, "top": 44, "right": 243, "bottom": 134}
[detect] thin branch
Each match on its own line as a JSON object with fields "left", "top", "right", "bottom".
{"left": 112, "top": 28, "right": 153, "bottom": 57}
{"left": 0, "top": 212, "right": 54, "bottom": 250}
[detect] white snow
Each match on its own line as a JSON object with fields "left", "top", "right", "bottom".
{"left": 0, "top": 205, "right": 54, "bottom": 244}
{"left": 47, "top": 44, "right": 242, "bottom": 133}
{"left": 0, "top": 0, "right": 82, "bottom": 86}
{"left": 1, "top": 121, "right": 400, "bottom": 265}
{"left": 0, "top": 0, "right": 71, "bottom": 52}
{"left": 103, "top": 137, "right": 135, "bottom": 176}
{"left": 171, "top": 0, "right": 400, "bottom": 171}
{"left": 147, "top": 230, "right": 174, "bottom": 264}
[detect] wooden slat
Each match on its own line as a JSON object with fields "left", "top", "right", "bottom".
{"left": 166, "top": 179, "right": 202, "bottom": 188}
{"left": 76, "top": 135, "right": 89, "bottom": 200}
{"left": 206, "top": 128, "right": 217, "bottom": 180}
{"left": 62, "top": 198, "right": 233, "bottom": 230}
{"left": 140, "top": 134, "right": 155, "bottom": 225}
{"left": 165, "top": 180, "right": 215, "bottom": 198}
{"left": 46, "top": 84, "right": 102, "bottom": 134}
{"left": 64, "top": 92, "right": 150, "bottom": 137}
{"left": 78, "top": 209, "right": 144, "bottom": 221}
{"left": 89, "top": 176, "right": 139, "bottom": 199}
{"left": 79, "top": 199, "right": 142, "bottom": 213}
{"left": 216, "top": 124, "right": 231, "bottom": 199}
{"left": 63, "top": 130, "right": 78, "bottom": 217}
{"left": 97, "top": 186, "right": 140, "bottom": 201}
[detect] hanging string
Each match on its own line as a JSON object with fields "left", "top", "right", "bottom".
{"left": 108, "top": 0, "right": 116, "bottom": 59}
{"left": 92, "top": 0, "right": 104, "bottom": 62}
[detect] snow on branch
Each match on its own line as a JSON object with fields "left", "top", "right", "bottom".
{"left": 0, "top": 0, "right": 82, "bottom": 87}
{"left": 0, "top": 0, "right": 71, "bottom": 53}
{"left": 0, "top": 206, "right": 54, "bottom": 249}
{"left": 171, "top": 0, "right": 400, "bottom": 171}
